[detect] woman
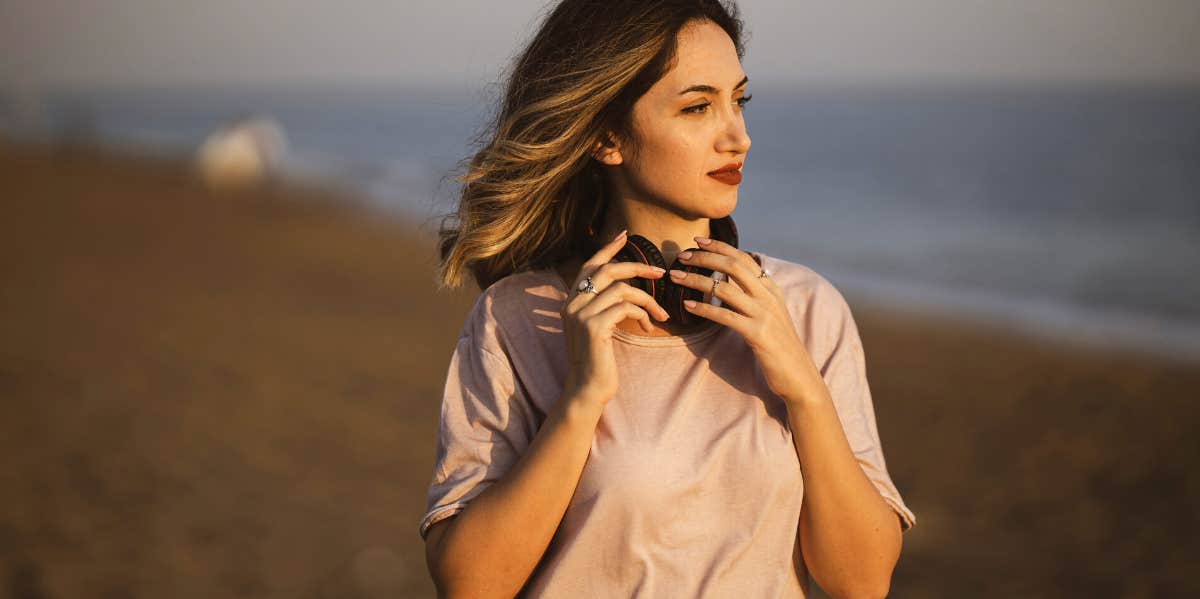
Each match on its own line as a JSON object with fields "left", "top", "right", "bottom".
{"left": 421, "top": 1, "right": 916, "bottom": 596}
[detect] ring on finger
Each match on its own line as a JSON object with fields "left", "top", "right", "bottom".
{"left": 577, "top": 275, "right": 600, "bottom": 295}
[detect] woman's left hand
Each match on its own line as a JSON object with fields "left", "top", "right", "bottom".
{"left": 671, "top": 236, "right": 821, "bottom": 407}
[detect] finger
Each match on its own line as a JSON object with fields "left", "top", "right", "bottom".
{"left": 683, "top": 297, "right": 748, "bottom": 330}
{"left": 694, "top": 236, "right": 762, "bottom": 274}
{"left": 571, "top": 265, "right": 666, "bottom": 315}
{"left": 682, "top": 241, "right": 762, "bottom": 297}
{"left": 569, "top": 258, "right": 664, "bottom": 311}
{"left": 581, "top": 229, "right": 629, "bottom": 271}
{"left": 608, "top": 278, "right": 671, "bottom": 321}
{"left": 761, "top": 274, "right": 785, "bottom": 303}
{"left": 745, "top": 252, "right": 786, "bottom": 300}
{"left": 596, "top": 302, "right": 655, "bottom": 334}
{"left": 569, "top": 229, "right": 630, "bottom": 296}
{"left": 581, "top": 276, "right": 670, "bottom": 322}
{"left": 679, "top": 253, "right": 757, "bottom": 297}
{"left": 592, "top": 261, "right": 668, "bottom": 292}
{"left": 674, "top": 249, "right": 745, "bottom": 294}
{"left": 567, "top": 259, "right": 667, "bottom": 313}
{"left": 668, "top": 268, "right": 755, "bottom": 316}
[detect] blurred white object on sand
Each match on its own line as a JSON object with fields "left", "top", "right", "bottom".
{"left": 194, "top": 116, "right": 288, "bottom": 189}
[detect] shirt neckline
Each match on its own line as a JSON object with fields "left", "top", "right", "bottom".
{"left": 543, "top": 250, "right": 767, "bottom": 347}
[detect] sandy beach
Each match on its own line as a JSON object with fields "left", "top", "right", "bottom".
{"left": 2, "top": 140, "right": 1197, "bottom": 598}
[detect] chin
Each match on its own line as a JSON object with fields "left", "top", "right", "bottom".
{"left": 662, "top": 190, "right": 737, "bottom": 220}
{"left": 703, "top": 194, "right": 738, "bottom": 219}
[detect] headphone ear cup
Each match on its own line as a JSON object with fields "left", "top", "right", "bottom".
{"left": 663, "top": 215, "right": 735, "bottom": 326}
{"left": 604, "top": 222, "right": 735, "bottom": 329}
{"left": 612, "top": 235, "right": 668, "bottom": 312}
{"left": 664, "top": 252, "right": 719, "bottom": 327}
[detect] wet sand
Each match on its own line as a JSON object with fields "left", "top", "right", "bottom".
{"left": 1, "top": 141, "right": 1197, "bottom": 598}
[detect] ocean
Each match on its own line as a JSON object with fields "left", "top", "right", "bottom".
{"left": 10, "top": 82, "right": 1200, "bottom": 362}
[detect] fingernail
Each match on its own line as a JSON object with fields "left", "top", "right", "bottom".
{"left": 649, "top": 266, "right": 665, "bottom": 274}
{"left": 613, "top": 229, "right": 627, "bottom": 242}
{"left": 669, "top": 269, "right": 686, "bottom": 279}
{"left": 684, "top": 300, "right": 697, "bottom": 308}
{"left": 695, "top": 237, "right": 712, "bottom": 245}
{"left": 678, "top": 250, "right": 693, "bottom": 259}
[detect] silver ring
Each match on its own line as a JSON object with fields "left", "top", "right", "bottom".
{"left": 711, "top": 277, "right": 720, "bottom": 296}
{"left": 757, "top": 268, "right": 771, "bottom": 279}
{"left": 576, "top": 276, "right": 599, "bottom": 295}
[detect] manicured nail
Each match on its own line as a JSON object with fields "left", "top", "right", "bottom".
{"left": 650, "top": 266, "right": 665, "bottom": 274}
{"left": 669, "top": 269, "right": 686, "bottom": 279}
{"left": 678, "top": 250, "right": 693, "bottom": 259}
{"left": 695, "top": 237, "right": 712, "bottom": 245}
{"left": 613, "top": 229, "right": 627, "bottom": 242}
{"left": 684, "top": 300, "right": 697, "bottom": 309}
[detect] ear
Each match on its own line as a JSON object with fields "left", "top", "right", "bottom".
{"left": 589, "top": 131, "right": 624, "bottom": 166}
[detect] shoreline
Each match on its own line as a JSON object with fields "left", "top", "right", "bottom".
{"left": 834, "top": 265, "right": 1200, "bottom": 368}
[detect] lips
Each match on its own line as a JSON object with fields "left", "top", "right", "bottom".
{"left": 708, "top": 170, "right": 742, "bottom": 185}
{"left": 707, "top": 161, "right": 743, "bottom": 185}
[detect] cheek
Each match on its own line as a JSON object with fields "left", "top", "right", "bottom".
{"left": 630, "top": 132, "right": 704, "bottom": 190}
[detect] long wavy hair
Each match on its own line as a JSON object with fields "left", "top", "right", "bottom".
{"left": 435, "top": 0, "right": 746, "bottom": 291}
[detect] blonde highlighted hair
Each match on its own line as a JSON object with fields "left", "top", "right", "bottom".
{"left": 435, "top": 0, "right": 746, "bottom": 291}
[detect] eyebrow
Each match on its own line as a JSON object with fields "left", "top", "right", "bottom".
{"left": 679, "top": 75, "right": 749, "bottom": 95}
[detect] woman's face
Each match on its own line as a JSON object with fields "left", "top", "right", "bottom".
{"left": 601, "top": 19, "right": 752, "bottom": 220}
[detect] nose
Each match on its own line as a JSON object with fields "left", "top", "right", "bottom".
{"left": 716, "top": 105, "right": 751, "bottom": 156}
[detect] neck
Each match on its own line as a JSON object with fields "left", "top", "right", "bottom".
{"left": 594, "top": 201, "right": 713, "bottom": 266}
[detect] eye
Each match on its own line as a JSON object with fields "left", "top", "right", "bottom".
{"left": 682, "top": 94, "right": 754, "bottom": 115}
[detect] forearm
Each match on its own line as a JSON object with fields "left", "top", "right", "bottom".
{"left": 431, "top": 392, "right": 605, "bottom": 598}
{"left": 784, "top": 379, "right": 901, "bottom": 599}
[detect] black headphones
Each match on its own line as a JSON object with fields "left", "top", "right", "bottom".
{"left": 582, "top": 215, "right": 740, "bottom": 327}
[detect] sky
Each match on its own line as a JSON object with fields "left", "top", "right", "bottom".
{"left": 2, "top": 0, "right": 1199, "bottom": 90}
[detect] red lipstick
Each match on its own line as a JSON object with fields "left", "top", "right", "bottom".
{"left": 707, "top": 161, "right": 743, "bottom": 185}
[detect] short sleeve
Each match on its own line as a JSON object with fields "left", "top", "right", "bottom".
{"left": 418, "top": 329, "right": 539, "bottom": 541}
{"left": 817, "top": 282, "right": 917, "bottom": 532}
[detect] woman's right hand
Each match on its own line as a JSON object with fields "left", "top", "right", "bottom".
{"left": 561, "top": 230, "right": 670, "bottom": 407}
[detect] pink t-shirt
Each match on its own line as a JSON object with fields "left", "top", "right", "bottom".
{"left": 420, "top": 250, "right": 916, "bottom": 597}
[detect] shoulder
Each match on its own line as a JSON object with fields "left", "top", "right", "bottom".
{"left": 460, "top": 268, "right": 560, "bottom": 358}
{"left": 753, "top": 251, "right": 857, "bottom": 342}
{"left": 755, "top": 252, "right": 851, "bottom": 314}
